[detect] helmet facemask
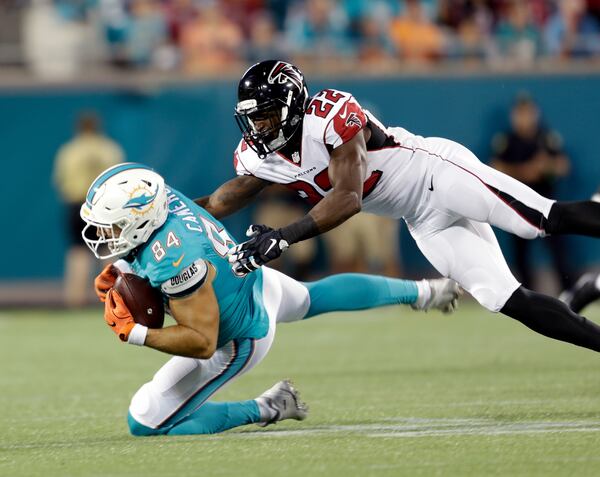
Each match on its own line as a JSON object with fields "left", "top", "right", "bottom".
{"left": 236, "top": 93, "right": 302, "bottom": 158}
{"left": 81, "top": 214, "right": 147, "bottom": 259}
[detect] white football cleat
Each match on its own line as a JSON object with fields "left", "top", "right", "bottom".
{"left": 412, "top": 278, "right": 461, "bottom": 314}
{"left": 256, "top": 380, "right": 308, "bottom": 427}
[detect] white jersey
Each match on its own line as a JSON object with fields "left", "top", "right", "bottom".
{"left": 233, "top": 88, "right": 432, "bottom": 219}
{"left": 233, "top": 88, "right": 559, "bottom": 313}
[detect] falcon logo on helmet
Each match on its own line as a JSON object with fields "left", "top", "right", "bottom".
{"left": 267, "top": 61, "right": 304, "bottom": 91}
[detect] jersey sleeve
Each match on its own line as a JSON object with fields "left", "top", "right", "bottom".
{"left": 305, "top": 90, "right": 367, "bottom": 150}
{"left": 160, "top": 259, "right": 209, "bottom": 298}
{"left": 234, "top": 139, "right": 259, "bottom": 176}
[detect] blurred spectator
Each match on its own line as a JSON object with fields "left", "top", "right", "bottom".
{"left": 389, "top": 0, "right": 445, "bottom": 62}
{"left": 323, "top": 213, "right": 402, "bottom": 277}
{"left": 53, "top": 112, "right": 124, "bottom": 308}
{"left": 355, "top": 13, "right": 395, "bottom": 66}
{"left": 180, "top": 2, "right": 243, "bottom": 73}
{"left": 285, "top": 0, "right": 352, "bottom": 63}
{"left": 5, "top": 0, "right": 600, "bottom": 74}
{"left": 127, "top": 0, "right": 167, "bottom": 67}
{"left": 439, "top": 0, "right": 494, "bottom": 62}
{"left": 245, "top": 12, "right": 287, "bottom": 63}
{"left": 490, "top": 94, "right": 573, "bottom": 291}
{"left": 253, "top": 186, "right": 317, "bottom": 280}
{"left": 0, "top": 0, "right": 25, "bottom": 66}
{"left": 545, "top": 0, "right": 600, "bottom": 57}
{"left": 221, "top": 0, "right": 268, "bottom": 36}
{"left": 163, "top": 0, "right": 197, "bottom": 45}
{"left": 589, "top": 0, "right": 600, "bottom": 23}
{"left": 23, "top": 0, "right": 93, "bottom": 79}
{"left": 493, "top": 1, "right": 541, "bottom": 68}
{"left": 98, "top": 0, "right": 130, "bottom": 67}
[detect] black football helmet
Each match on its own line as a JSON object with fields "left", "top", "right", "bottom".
{"left": 235, "top": 60, "right": 308, "bottom": 158}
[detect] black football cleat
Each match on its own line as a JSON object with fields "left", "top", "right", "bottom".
{"left": 559, "top": 273, "right": 600, "bottom": 314}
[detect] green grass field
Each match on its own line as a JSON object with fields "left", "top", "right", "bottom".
{"left": 1, "top": 302, "right": 600, "bottom": 477}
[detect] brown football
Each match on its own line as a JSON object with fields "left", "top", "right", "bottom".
{"left": 113, "top": 273, "right": 165, "bottom": 329}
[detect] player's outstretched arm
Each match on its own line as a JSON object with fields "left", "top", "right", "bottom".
{"left": 302, "top": 129, "right": 368, "bottom": 236}
{"left": 194, "top": 175, "right": 270, "bottom": 219}
{"left": 227, "top": 130, "right": 368, "bottom": 276}
{"left": 144, "top": 266, "right": 220, "bottom": 359}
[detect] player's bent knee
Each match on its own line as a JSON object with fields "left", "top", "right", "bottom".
{"left": 469, "top": 286, "right": 517, "bottom": 312}
{"left": 127, "top": 381, "right": 170, "bottom": 435}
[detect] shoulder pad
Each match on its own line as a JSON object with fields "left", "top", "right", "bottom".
{"left": 304, "top": 89, "right": 366, "bottom": 149}
{"left": 161, "top": 259, "right": 209, "bottom": 298}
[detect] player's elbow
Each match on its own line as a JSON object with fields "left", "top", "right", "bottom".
{"left": 194, "top": 346, "right": 216, "bottom": 360}
{"left": 191, "top": 337, "right": 217, "bottom": 359}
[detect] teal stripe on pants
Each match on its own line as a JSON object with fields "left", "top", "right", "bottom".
{"left": 160, "top": 338, "right": 255, "bottom": 428}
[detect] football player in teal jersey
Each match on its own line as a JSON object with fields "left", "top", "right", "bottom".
{"left": 81, "top": 163, "right": 460, "bottom": 436}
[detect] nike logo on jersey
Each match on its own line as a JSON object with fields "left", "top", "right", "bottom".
{"left": 339, "top": 104, "right": 348, "bottom": 119}
{"left": 428, "top": 176, "right": 434, "bottom": 191}
{"left": 172, "top": 254, "right": 185, "bottom": 267}
{"left": 265, "top": 239, "right": 278, "bottom": 256}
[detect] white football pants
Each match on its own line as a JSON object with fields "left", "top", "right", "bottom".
{"left": 405, "top": 137, "right": 555, "bottom": 312}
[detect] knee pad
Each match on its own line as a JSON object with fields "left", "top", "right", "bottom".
{"left": 128, "top": 382, "right": 167, "bottom": 433}
{"left": 462, "top": 267, "right": 520, "bottom": 312}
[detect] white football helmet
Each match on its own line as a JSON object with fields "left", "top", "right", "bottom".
{"left": 80, "top": 163, "right": 169, "bottom": 259}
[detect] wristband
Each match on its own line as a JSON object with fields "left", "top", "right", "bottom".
{"left": 279, "top": 215, "right": 319, "bottom": 244}
{"left": 128, "top": 324, "right": 148, "bottom": 346}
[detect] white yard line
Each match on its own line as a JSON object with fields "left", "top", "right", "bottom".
{"left": 224, "top": 418, "right": 600, "bottom": 439}
{"left": 3, "top": 418, "right": 600, "bottom": 449}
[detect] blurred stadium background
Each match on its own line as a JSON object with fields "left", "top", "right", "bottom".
{"left": 1, "top": 0, "right": 600, "bottom": 307}
{"left": 3, "top": 2, "right": 600, "bottom": 476}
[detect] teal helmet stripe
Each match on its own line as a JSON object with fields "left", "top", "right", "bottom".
{"left": 86, "top": 163, "right": 153, "bottom": 206}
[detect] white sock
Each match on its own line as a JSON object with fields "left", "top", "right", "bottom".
{"left": 414, "top": 280, "right": 432, "bottom": 308}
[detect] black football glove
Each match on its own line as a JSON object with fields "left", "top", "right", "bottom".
{"left": 228, "top": 224, "right": 289, "bottom": 276}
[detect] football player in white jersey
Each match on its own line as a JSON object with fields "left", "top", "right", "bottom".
{"left": 196, "top": 59, "right": 600, "bottom": 354}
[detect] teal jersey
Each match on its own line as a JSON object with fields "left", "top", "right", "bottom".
{"left": 128, "top": 187, "right": 269, "bottom": 348}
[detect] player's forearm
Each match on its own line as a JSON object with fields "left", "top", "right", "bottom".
{"left": 193, "top": 194, "right": 236, "bottom": 219}
{"left": 194, "top": 176, "right": 268, "bottom": 219}
{"left": 145, "top": 325, "right": 215, "bottom": 359}
{"left": 281, "top": 189, "right": 360, "bottom": 243}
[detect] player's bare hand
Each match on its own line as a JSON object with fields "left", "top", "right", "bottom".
{"left": 94, "top": 263, "right": 119, "bottom": 302}
{"left": 104, "top": 289, "right": 136, "bottom": 342}
{"left": 227, "top": 224, "right": 289, "bottom": 276}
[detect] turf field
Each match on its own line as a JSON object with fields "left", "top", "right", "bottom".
{"left": 1, "top": 302, "right": 600, "bottom": 477}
